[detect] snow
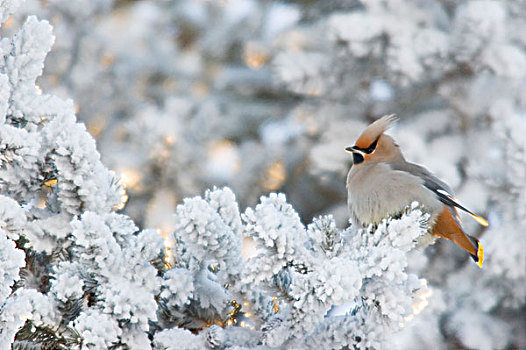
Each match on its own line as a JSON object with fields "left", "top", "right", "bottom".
{"left": 0, "top": 0, "right": 525, "bottom": 349}
{"left": 370, "top": 79, "right": 394, "bottom": 102}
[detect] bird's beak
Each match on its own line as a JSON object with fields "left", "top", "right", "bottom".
{"left": 345, "top": 145, "right": 364, "bottom": 155}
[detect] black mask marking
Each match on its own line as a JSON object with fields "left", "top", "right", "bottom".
{"left": 364, "top": 138, "right": 379, "bottom": 154}
{"left": 353, "top": 138, "right": 379, "bottom": 155}
{"left": 353, "top": 152, "right": 364, "bottom": 164}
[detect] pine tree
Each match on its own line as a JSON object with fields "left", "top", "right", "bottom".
{"left": 0, "top": 4, "right": 439, "bottom": 348}
{"left": 1, "top": 1, "right": 525, "bottom": 349}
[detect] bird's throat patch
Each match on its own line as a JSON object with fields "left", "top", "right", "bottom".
{"left": 353, "top": 153, "right": 364, "bottom": 164}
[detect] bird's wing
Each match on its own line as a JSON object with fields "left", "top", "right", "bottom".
{"left": 390, "top": 161, "right": 488, "bottom": 227}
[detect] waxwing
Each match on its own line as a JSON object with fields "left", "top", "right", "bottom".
{"left": 346, "top": 115, "right": 488, "bottom": 267}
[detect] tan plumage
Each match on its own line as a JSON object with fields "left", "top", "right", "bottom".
{"left": 354, "top": 114, "right": 398, "bottom": 149}
{"left": 346, "top": 115, "right": 487, "bottom": 267}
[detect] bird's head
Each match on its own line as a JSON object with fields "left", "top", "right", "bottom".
{"left": 345, "top": 114, "right": 403, "bottom": 165}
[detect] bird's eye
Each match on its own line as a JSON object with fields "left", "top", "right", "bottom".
{"left": 364, "top": 138, "right": 379, "bottom": 154}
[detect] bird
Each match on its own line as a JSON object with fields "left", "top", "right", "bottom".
{"left": 345, "top": 114, "right": 488, "bottom": 268}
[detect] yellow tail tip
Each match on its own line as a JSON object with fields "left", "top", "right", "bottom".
{"left": 476, "top": 242, "right": 484, "bottom": 268}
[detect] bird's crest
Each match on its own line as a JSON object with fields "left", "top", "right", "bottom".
{"left": 355, "top": 114, "right": 398, "bottom": 149}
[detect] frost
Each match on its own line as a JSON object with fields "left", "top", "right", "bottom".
{"left": 0, "top": 195, "right": 26, "bottom": 240}
{"left": 0, "top": 289, "right": 56, "bottom": 347}
{"left": 71, "top": 310, "right": 122, "bottom": 349}
{"left": 0, "top": 230, "right": 25, "bottom": 303}
{"left": 446, "top": 310, "right": 510, "bottom": 350}
{"left": 0, "top": 0, "right": 23, "bottom": 23}
{"left": 273, "top": 51, "right": 328, "bottom": 95}
{"left": 328, "top": 13, "right": 384, "bottom": 58}
{"left": 242, "top": 192, "right": 307, "bottom": 285}
{"left": 0, "top": 1, "right": 524, "bottom": 349}
{"left": 172, "top": 187, "right": 243, "bottom": 280}
{"left": 153, "top": 328, "right": 203, "bottom": 350}
{"left": 24, "top": 212, "right": 71, "bottom": 252}
{"left": 68, "top": 212, "right": 163, "bottom": 333}
{"left": 160, "top": 268, "right": 194, "bottom": 308}
{"left": 451, "top": 1, "right": 506, "bottom": 63}
{"left": 369, "top": 79, "right": 394, "bottom": 102}
{"left": 240, "top": 194, "right": 429, "bottom": 348}
{"left": 47, "top": 116, "right": 123, "bottom": 215}
{"left": 50, "top": 262, "right": 84, "bottom": 302}
{"left": 6, "top": 16, "right": 54, "bottom": 90}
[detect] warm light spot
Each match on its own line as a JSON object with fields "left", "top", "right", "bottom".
{"left": 119, "top": 169, "right": 142, "bottom": 191}
{"left": 205, "top": 62, "right": 222, "bottom": 80}
{"left": 412, "top": 298, "right": 429, "bottom": 315}
{"left": 244, "top": 41, "right": 269, "bottom": 70}
{"left": 163, "top": 135, "right": 176, "bottom": 145}
{"left": 412, "top": 288, "right": 432, "bottom": 315}
{"left": 48, "top": 75, "right": 58, "bottom": 85}
{"left": 43, "top": 179, "right": 58, "bottom": 187}
{"left": 161, "top": 230, "right": 175, "bottom": 269}
{"left": 293, "top": 107, "right": 318, "bottom": 135}
{"left": 163, "top": 77, "right": 177, "bottom": 90}
{"left": 207, "top": 140, "right": 241, "bottom": 181}
{"left": 158, "top": 148, "right": 172, "bottom": 162}
{"left": 51, "top": 14, "right": 60, "bottom": 24}
{"left": 146, "top": 188, "right": 177, "bottom": 269}
{"left": 145, "top": 190, "right": 177, "bottom": 228}
{"left": 87, "top": 124, "right": 104, "bottom": 138}
{"left": 115, "top": 186, "right": 128, "bottom": 211}
{"left": 241, "top": 236, "right": 257, "bottom": 259}
{"left": 191, "top": 81, "right": 209, "bottom": 97}
{"left": 306, "top": 86, "right": 323, "bottom": 97}
{"left": 36, "top": 194, "right": 47, "bottom": 209}
{"left": 223, "top": 299, "right": 256, "bottom": 329}
{"left": 209, "top": 262, "right": 220, "bottom": 273}
{"left": 400, "top": 280, "right": 433, "bottom": 328}
{"left": 101, "top": 52, "right": 115, "bottom": 67}
{"left": 276, "top": 30, "right": 309, "bottom": 52}
{"left": 272, "top": 296, "right": 280, "bottom": 313}
{"left": 113, "top": 125, "right": 127, "bottom": 142}
{"left": 87, "top": 115, "right": 107, "bottom": 138}
{"left": 263, "top": 159, "right": 287, "bottom": 191}
{"left": 224, "top": 300, "right": 242, "bottom": 326}
{"left": 113, "top": 173, "right": 129, "bottom": 210}
{"left": 3, "top": 15, "right": 13, "bottom": 27}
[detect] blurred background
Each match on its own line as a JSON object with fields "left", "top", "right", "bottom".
{"left": 3, "top": 0, "right": 525, "bottom": 348}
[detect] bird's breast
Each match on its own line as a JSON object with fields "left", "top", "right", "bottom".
{"left": 347, "top": 163, "right": 442, "bottom": 226}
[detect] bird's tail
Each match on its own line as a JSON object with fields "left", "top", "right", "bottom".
{"left": 431, "top": 207, "right": 484, "bottom": 268}
{"left": 468, "top": 235, "right": 484, "bottom": 268}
